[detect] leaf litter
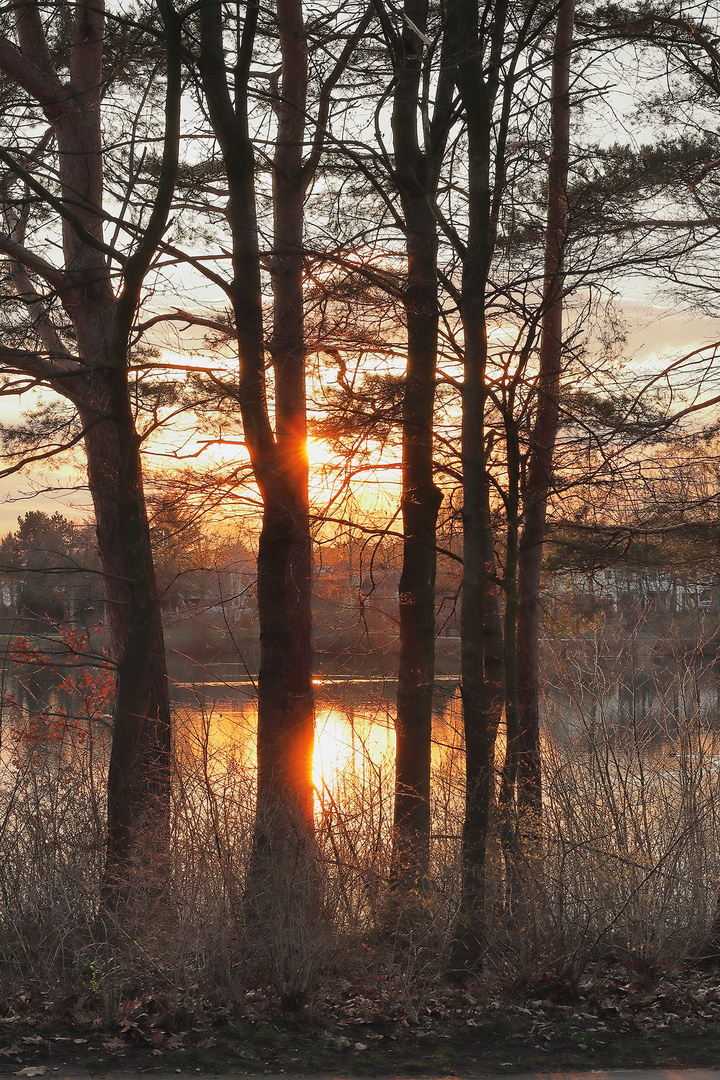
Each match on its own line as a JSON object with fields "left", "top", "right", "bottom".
{"left": 1, "top": 964, "right": 720, "bottom": 1073}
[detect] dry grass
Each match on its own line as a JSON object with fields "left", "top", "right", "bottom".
{"left": 0, "top": 635, "right": 719, "bottom": 1018}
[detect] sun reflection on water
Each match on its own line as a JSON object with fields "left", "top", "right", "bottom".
{"left": 312, "top": 707, "right": 395, "bottom": 809}
{"left": 174, "top": 686, "right": 465, "bottom": 862}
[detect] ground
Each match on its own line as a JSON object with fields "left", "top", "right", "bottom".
{"left": 3, "top": 965, "right": 720, "bottom": 1076}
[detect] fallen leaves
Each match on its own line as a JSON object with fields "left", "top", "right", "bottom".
{"left": 102, "top": 1036, "right": 126, "bottom": 1052}
{"left": 2, "top": 960, "right": 720, "bottom": 1080}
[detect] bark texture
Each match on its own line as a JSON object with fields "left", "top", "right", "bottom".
{"left": 386, "top": 0, "right": 452, "bottom": 889}
{"left": 268, "top": 0, "right": 314, "bottom": 836}
{"left": 198, "top": 0, "right": 369, "bottom": 878}
{"left": 446, "top": 0, "right": 511, "bottom": 961}
{"left": 199, "top": 0, "right": 315, "bottom": 865}
{"left": 0, "top": 0, "right": 180, "bottom": 891}
{"left": 516, "top": 0, "right": 574, "bottom": 825}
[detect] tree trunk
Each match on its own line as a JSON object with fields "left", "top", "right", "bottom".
{"left": 200, "top": 0, "right": 370, "bottom": 875}
{"left": 500, "top": 434, "right": 520, "bottom": 812}
{"left": 99, "top": 0, "right": 180, "bottom": 891}
{"left": 0, "top": 0, "right": 178, "bottom": 897}
{"left": 498, "top": 418, "right": 524, "bottom": 907}
{"left": 483, "top": 565, "right": 505, "bottom": 756}
{"left": 255, "top": 494, "right": 312, "bottom": 833}
{"left": 269, "top": 0, "right": 315, "bottom": 840}
{"left": 456, "top": 301, "right": 494, "bottom": 958}
{"left": 199, "top": 0, "right": 316, "bottom": 869}
{"left": 394, "top": 333, "right": 442, "bottom": 886}
{"left": 84, "top": 409, "right": 171, "bottom": 890}
{"left": 516, "top": 0, "right": 575, "bottom": 824}
{"left": 376, "top": 0, "right": 457, "bottom": 893}
{"left": 390, "top": 15, "right": 444, "bottom": 887}
{"left": 448, "top": 0, "right": 510, "bottom": 964}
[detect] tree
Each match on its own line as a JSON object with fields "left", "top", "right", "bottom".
{"left": 0, "top": 511, "right": 103, "bottom": 628}
{"left": 511, "top": 0, "right": 575, "bottom": 862}
{"left": 0, "top": 0, "right": 182, "bottom": 893}
{"left": 193, "top": 0, "right": 370, "bottom": 911}
{"left": 370, "top": 0, "right": 454, "bottom": 890}
{"left": 504, "top": 0, "right": 720, "bottom": 862}
{"left": 196, "top": 0, "right": 319, "bottom": 882}
{"left": 446, "top": 0, "right": 555, "bottom": 958}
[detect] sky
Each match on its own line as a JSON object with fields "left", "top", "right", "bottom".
{"left": 0, "top": 296, "right": 718, "bottom": 537}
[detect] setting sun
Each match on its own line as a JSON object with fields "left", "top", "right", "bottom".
{"left": 306, "top": 435, "right": 330, "bottom": 468}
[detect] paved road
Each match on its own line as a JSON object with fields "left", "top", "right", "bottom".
{"left": 498, "top": 1074, "right": 720, "bottom": 1080}
{"left": 20, "top": 1070, "right": 720, "bottom": 1080}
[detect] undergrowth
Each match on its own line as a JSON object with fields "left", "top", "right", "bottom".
{"left": 0, "top": 630, "right": 719, "bottom": 1024}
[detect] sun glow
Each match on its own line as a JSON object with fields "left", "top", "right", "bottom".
{"left": 306, "top": 435, "right": 333, "bottom": 470}
{"left": 312, "top": 709, "right": 354, "bottom": 793}
{"left": 312, "top": 707, "right": 395, "bottom": 809}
